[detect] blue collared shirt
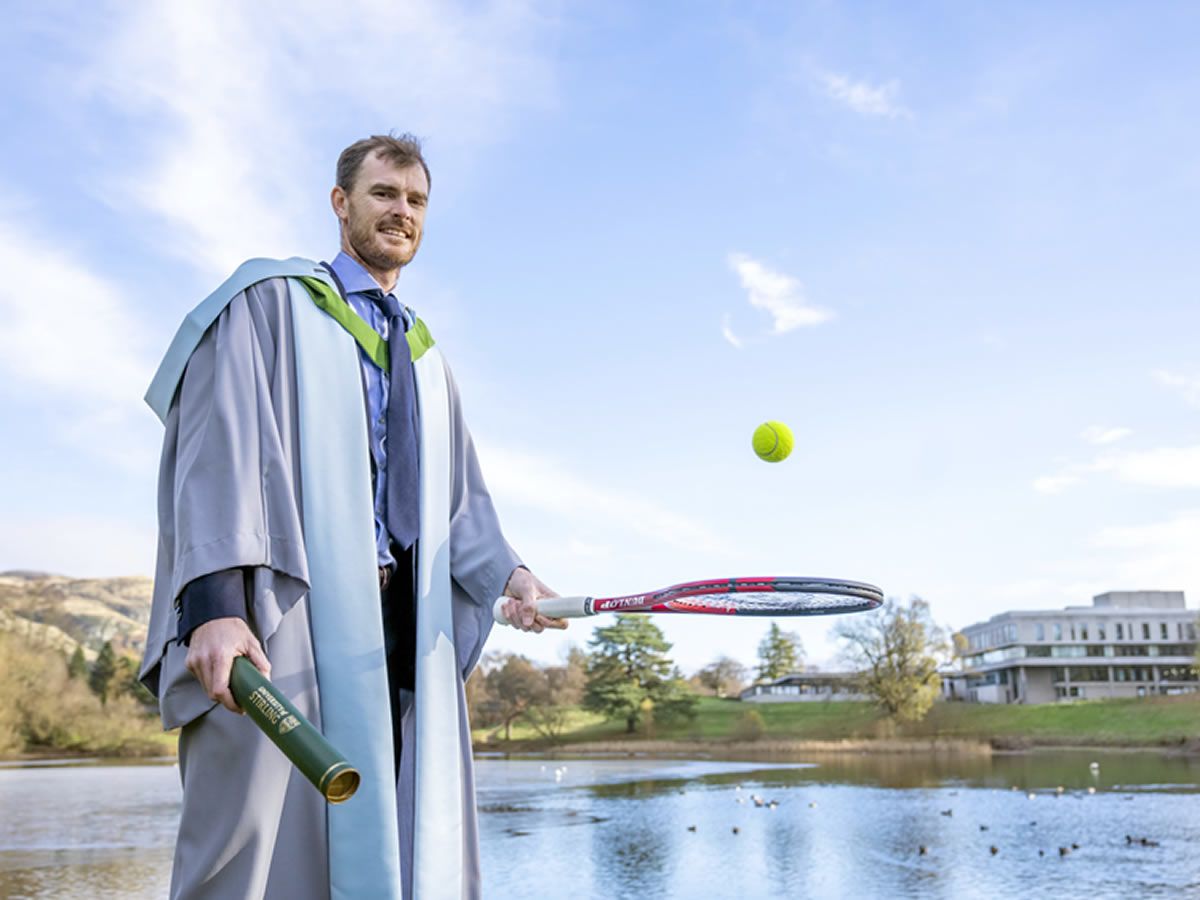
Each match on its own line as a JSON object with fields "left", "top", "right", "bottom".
{"left": 327, "top": 251, "right": 412, "bottom": 569}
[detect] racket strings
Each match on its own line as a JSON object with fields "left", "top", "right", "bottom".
{"left": 665, "top": 590, "right": 876, "bottom": 614}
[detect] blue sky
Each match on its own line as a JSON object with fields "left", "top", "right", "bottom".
{"left": 2, "top": 1, "right": 1198, "bottom": 673}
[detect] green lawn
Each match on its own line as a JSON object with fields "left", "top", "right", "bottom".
{"left": 474, "top": 694, "right": 1200, "bottom": 750}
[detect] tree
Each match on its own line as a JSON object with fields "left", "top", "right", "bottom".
{"left": 67, "top": 646, "right": 88, "bottom": 680}
{"left": 485, "top": 654, "right": 545, "bottom": 741}
{"left": 834, "top": 596, "right": 949, "bottom": 723}
{"left": 114, "top": 653, "right": 157, "bottom": 708}
{"left": 88, "top": 641, "right": 117, "bottom": 705}
{"left": 522, "top": 646, "right": 587, "bottom": 743}
{"left": 757, "top": 623, "right": 803, "bottom": 682}
{"left": 584, "top": 615, "right": 697, "bottom": 733}
{"left": 1193, "top": 616, "right": 1200, "bottom": 677}
{"left": 694, "top": 656, "right": 747, "bottom": 698}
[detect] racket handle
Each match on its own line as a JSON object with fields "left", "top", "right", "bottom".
{"left": 493, "top": 595, "right": 591, "bottom": 626}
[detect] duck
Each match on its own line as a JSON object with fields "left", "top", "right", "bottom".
{"left": 989, "top": 846, "right": 999, "bottom": 856}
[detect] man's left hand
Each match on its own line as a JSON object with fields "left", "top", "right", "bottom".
{"left": 501, "top": 568, "right": 569, "bottom": 633}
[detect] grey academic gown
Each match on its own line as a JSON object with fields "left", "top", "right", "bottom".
{"left": 139, "top": 277, "right": 520, "bottom": 899}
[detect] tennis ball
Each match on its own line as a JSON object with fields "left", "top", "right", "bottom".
{"left": 752, "top": 421, "right": 793, "bottom": 463}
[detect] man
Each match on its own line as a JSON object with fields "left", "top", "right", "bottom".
{"left": 139, "top": 134, "right": 563, "bottom": 899}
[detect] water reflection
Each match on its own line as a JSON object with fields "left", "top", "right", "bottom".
{"left": 3, "top": 752, "right": 1200, "bottom": 898}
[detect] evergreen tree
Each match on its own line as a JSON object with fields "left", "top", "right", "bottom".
{"left": 115, "top": 653, "right": 157, "bottom": 708}
{"left": 67, "top": 646, "right": 88, "bottom": 680}
{"left": 756, "top": 623, "right": 803, "bottom": 682}
{"left": 584, "top": 615, "right": 697, "bottom": 733}
{"left": 88, "top": 641, "right": 117, "bottom": 705}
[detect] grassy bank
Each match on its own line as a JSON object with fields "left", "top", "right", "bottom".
{"left": 473, "top": 694, "right": 1200, "bottom": 753}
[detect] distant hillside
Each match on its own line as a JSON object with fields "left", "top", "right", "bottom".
{"left": 0, "top": 571, "right": 153, "bottom": 658}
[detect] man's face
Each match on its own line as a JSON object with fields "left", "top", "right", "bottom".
{"left": 332, "top": 152, "right": 429, "bottom": 279}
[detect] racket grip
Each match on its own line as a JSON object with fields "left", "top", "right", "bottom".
{"left": 493, "top": 595, "right": 591, "bottom": 626}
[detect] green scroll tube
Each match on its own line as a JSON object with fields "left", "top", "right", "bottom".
{"left": 228, "top": 656, "right": 361, "bottom": 804}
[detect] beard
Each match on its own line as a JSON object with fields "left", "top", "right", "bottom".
{"left": 345, "top": 208, "right": 420, "bottom": 273}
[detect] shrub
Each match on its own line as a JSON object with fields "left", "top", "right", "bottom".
{"left": 733, "top": 709, "right": 766, "bottom": 742}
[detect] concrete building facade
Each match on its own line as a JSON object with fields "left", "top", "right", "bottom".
{"left": 956, "top": 591, "right": 1198, "bottom": 704}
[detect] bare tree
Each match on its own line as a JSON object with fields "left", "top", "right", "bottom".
{"left": 694, "top": 656, "right": 747, "bottom": 698}
{"left": 485, "top": 654, "right": 545, "bottom": 741}
{"left": 522, "top": 647, "right": 586, "bottom": 743}
{"left": 834, "top": 596, "right": 949, "bottom": 723}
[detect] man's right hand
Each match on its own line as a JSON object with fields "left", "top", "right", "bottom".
{"left": 185, "top": 617, "right": 271, "bottom": 714}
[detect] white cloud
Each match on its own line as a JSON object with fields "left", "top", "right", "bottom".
{"left": 720, "top": 314, "right": 744, "bottom": 349}
{"left": 1091, "top": 446, "right": 1200, "bottom": 489}
{"left": 1091, "top": 511, "right": 1200, "bottom": 597}
{"left": 480, "top": 445, "right": 731, "bottom": 556}
{"left": 0, "top": 217, "right": 159, "bottom": 473}
{"left": 1033, "top": 474, "right": 1081, "bottom": 495}
{"left": 1154, "top": 369, "right": 1200, "bottom": 408}
{"left": 80, "top": 0, "right": 559, "bottom": 275}
{"left": 819, "top": 72, "right": 912, "bottom": 119}
{"left": 1081, "top": 425, "right": 1132, "bottom": 445}
{"left": 1036, "top": 444, "right": 1200, "bottom": 494}
{"left": 727, "top": 253, "right": 832, "bottom": 335}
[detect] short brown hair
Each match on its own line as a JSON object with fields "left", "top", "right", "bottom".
{"left": 336, "top": 133, "right": 431, "bottom": 193}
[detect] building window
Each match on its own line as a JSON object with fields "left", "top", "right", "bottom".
{"left": 1070, "top": 624, "right": 1077, "bottom": 640}
{"left": 1098, "top": 623, "right": 1106, "bottom": 640}
{"left": 1161, "top": 623, "right": 1169, "bottom": 640}
{"left": 1035, "top": 623, "right": 1045, "bottom": 641}
{"left": 1081, "top": 624, "right": 1089, "bottom": 640}
{"left": 1054, "top": 623, "right": 1063, "bottom": 641}
{"left": 1179, "top": 623, "right": 1185, "bottom": 641}
{"left": 1142, "top": 623, "right": 1151, "bottom": 640}
{"left": 1189, "top": 624, "right": 1197, "bottom": 642}
{"left": 1116, "top": 623, "right": 1124, "bottom": 640}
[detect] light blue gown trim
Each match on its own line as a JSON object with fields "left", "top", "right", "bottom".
{"left": 145, "top": 257, "right": 335, "bottom": 423}
{"left": 410, "top": 346, "right": 463, "bottom": 897}
{"left": 288, "top": 279, "right": 402, "bottom": 899}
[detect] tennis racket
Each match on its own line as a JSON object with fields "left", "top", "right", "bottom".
{"left": 493, "top": 576, "right": 883, "bottom": 626}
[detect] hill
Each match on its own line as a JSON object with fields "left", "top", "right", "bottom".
{"left": 0, "top": 571, "right": 153, "bottom": 659}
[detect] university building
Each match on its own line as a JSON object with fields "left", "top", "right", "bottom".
{"left": 953, "top": 590, "right": 1198, "bottom": 704}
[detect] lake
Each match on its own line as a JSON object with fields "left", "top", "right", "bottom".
{"left": 1, "top": 749, "right": 1198, "bottom": 898}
